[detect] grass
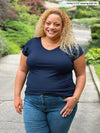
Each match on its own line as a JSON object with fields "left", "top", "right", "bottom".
{"left": 94, "top": 64, "right": 100, "bottom": 80}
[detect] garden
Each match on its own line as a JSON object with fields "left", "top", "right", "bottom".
{"left": 0, "top": 0, "right": 100, "bottom": 79}
{"left": 60, "top": 0, "right": 100, "bottom": 80}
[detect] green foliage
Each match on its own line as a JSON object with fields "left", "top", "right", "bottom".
{"left": 0, "top": 0, "right": 41, "bottom": 57}
{"left": 16, "top": 0, "right": 46, "bottom": 16}
{"left": 12, "top": 4, "right": 30, "bottom": 15}
{"left": 88, "top": 39, "right": 100, "bottom": 48}
{"left": 59, "top": 7, "right": 72, "bottom": 17}
{"left": 11, "top": 3, "right": 40, "bottom": 26}
{"left": 85, "top": 48, "right": 100, "bottom": 64}
{"left": 91, "top": 24, "right": 100, "bottom": 32}
{"left": 3, "top": 20, "right": 34, "bottom": 48}
{"left": 94, "top": 64, "right": 100, "bottom": 80}
{"left": 19, "top": 13, "right": 39, "bottom": 26}
{"left": 72, "top": 17, "right": 100, "bottom": 26}
{"left": 91, "top": 33, "right": 100, "bottom": 39}
{"left": 0, "top": 35, "right": 9, "bottom": 58}
{"left": 0, "top": 29, "right": 21, "bottom": 56}
{"left": 0, "top": 0, "right": 18, "bottom": 23}
{"left": 8, "top": 41, "right": 21, "bottom": 54}
{"left": 91, "top": 24, "right": 100, "bottom": 39}
{"left": 75, "top": 9, "right": 97, "bottom": 18}
{"left": 75, "top": 6, "right": 100, "bottom": 19}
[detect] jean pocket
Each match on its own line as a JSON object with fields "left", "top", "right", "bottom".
{"left": 57, "top": 96, "right": 66, "bottom": 101}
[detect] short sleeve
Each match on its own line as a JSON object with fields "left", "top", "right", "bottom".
{"left": 72, "top": 44, "right": 84, "bottom": 61}
{"left": 22, "top": 39, "right": 32, "bottom": 56}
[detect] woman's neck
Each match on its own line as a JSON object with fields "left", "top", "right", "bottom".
{"left": 43, "top": 36, "right": 60, "bottom": 46}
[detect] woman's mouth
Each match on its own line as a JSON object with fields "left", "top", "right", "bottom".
{"left": 47, "top": 30, "right": 56, "bottom": 34}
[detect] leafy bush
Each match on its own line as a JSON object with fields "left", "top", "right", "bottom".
{"left": 0, "top": 0, "right": 41, "bottom": 57}
{"left": 91, "top": 24, "right": 100, "bottom": 39}
{"left": 8, "top": 41, "right": 21, "bottom": 54}
{"left": 0, "top": 29, "right": 21, "bottom": 56}
{"left": 0, "top": 35, "right": 9, "bottom": 57}
{"left": 85, "top": 48, "right": 100, "bottom": 64}
{"left": 72, "top": 17, "right": 100, "bottom": 27}
{"left": 89, "top": 18, "right": 100, "bottom": 25}
{"left": 75, "top": 6, "right": 100, "bottom": 19}
{"left": 88, "top": 39, "right": 100, "bottom": 48}
{"left": 18, "top": 12, "right": 39, "bottom": 26}
{"left": 59, "top": 7, "right": 72, "bottom": 19}
{"left": 16, "top": 0, "right": 46, "bottom": 16}
{"left": 0, "top": 0, "right": 18, "bottom": 23}
{"left": 3, "top": 20, "right": 34, "bottom": 48}
{"left": 91, "top": 33, "right": 100, "bottom": 39}
{"left": 11, "top": 2, "right": 40, "bottom": 26}
{"left": 75, "top": 9, "right": 97, "bottom": 18}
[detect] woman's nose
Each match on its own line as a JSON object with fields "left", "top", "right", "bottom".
{"left": 49, "top": 24, "right": 55, "bottom": 29}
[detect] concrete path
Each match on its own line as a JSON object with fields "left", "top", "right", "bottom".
{"left": 0, "top": 28, "right": 100, "bottom": 133}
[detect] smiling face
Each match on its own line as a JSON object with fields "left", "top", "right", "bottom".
{"left": 44, "top": 14, "right": 63, "bottom": 40}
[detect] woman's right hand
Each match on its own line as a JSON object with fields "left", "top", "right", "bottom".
{"left": 14, "top": 97, "right": 23, "bottom": 115}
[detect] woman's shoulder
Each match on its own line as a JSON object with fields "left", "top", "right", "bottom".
{"left": 27, "top": 37, "right": 41, "bottom": 44}
{"left": 72, "top": 44, "right": 84, "bottom": 60}
{"left": 22, "top": 37, "right": 41, "bottom": 56}
{"left": 65, "top": 44, "right": 83, "bottom": 61}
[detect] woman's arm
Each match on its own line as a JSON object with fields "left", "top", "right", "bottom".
{"left": 14, "top": 53, "right": 29, "bottom": 114}
{"left": 60, "top": 54, "right": 86, "bottom": 117}
{"left": 73, "top": 54, "right": 86, "bottom": 100}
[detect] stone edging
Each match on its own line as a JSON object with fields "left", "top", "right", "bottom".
{"left": 89, "top": 65, "right": 100, "bottom": 99}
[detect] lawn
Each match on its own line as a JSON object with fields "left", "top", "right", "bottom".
{"left": 94, "top": 64, "right": 100, "bottom": 80}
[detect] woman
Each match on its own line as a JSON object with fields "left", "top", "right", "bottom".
{"left": 14, "top": 8, "right": 86, "bottom": 133}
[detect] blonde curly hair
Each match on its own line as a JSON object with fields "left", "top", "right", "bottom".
{"left": 34, "top": 8, "right": 78, "bottom": 54}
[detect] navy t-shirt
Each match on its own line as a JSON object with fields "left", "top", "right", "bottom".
{"left": 22, "top": 37, "right": 83, "bottom": 97}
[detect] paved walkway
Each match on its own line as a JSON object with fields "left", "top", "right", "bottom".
{"left": 0, "top": 28, "right": 100, "bottom": 133}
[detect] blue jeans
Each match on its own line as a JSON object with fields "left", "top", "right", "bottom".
{"left": 23, "top": 95, "right": 77, "bottom": 133}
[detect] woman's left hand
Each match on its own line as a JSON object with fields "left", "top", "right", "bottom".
{"left": 60, "top": 96, "right": 77, "bottom": 117}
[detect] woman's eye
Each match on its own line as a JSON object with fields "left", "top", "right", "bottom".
{"left": 55, "top": 24, "right": 60, "bottom": 26}
{"left": 46, "top": 22, "right": 50, "bottom": 25}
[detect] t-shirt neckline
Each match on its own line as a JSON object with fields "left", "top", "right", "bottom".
{"left": 40, "top": 37, "right": 60, "bottom": 52}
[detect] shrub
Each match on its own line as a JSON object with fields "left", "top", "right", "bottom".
{"left": 89, "top": 18, "right": 100, "bottom": 25}
{"left": 18, "top": 12, "right": 39, "bottom": 26}
{"left": 0, "top": 29, "right": 21, "bottom": 56}
{"left": 59, "top": 7, "right": 72, "bottom": 19}
{"left": 75, "top": 6, "right": 99, "bottom": 19}
{"left": 72, "top": 17, "right": 100, "bottom": 27}
{"left": 8, "top": 41, "right": 21, "bottom": 54}
{"left": 0, "top": 35, "right": 9, "bottom": 57}
{"left": 85, "top": 48, "right": 100, "bottom": 64}
{"left": 88, "top": 39, "right": 100, "bottom": 48}
{"left": 17, "top": 0, "right": 46, "bottom": 16}
{"left": 75, "top": 9, "right": 97, "bottom": 18}
{"left": 11, "top": 3, "right": 40, "bottom": 26}
{"left": 91, "top": 24, "right": 100, "bottom": 39}
{"left": 0, "top": 0, "right": 18, "bottom": 23}
{"left": 3, "top": 20, "right": 34, "bottom": 48}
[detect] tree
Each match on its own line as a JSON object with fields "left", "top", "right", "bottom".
{"left": 18, "top": 0, "right": 46, "bottom": 16}
{"left": 0, "top": 0, "right": 18, "bottom": 23}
